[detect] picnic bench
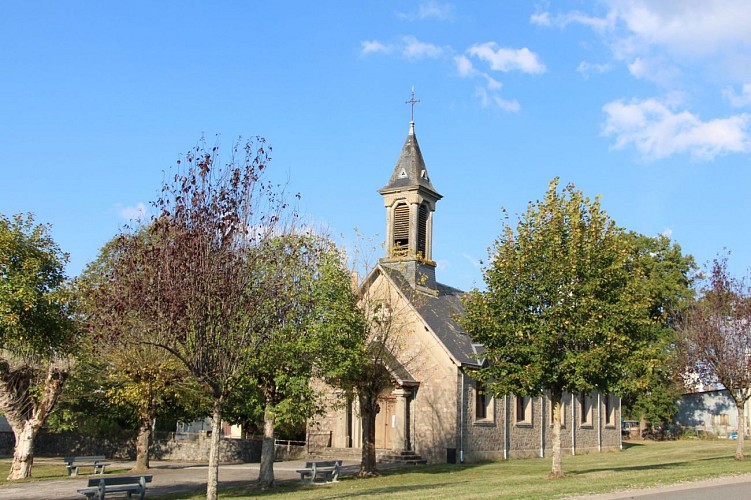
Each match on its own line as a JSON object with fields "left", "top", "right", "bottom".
{"left": 64, "top": 456, "right": 111, "bottom": 477}
{"left": 78, "top": 474, "right": 152, "bottom": 500}
{"left": 296, "top": 460, "right": 341, "bottom": 484}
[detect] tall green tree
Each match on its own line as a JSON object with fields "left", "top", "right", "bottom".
{"left": 252, "top": 235, "right": 368, "bottom": 487}
{"left": 90, "top": 137, "right": 295, "bottom": 500}
{"left": 680, "top": 255, "right": 751, "bottom": 460}
{"left": 0, "top": 213, "right": 78, "bottom": 479}
{"left": 460, "top": 179, "right": 650, "bottom": 477}
{"left": 619, "top": 233, "right": 696, "bottom": 429}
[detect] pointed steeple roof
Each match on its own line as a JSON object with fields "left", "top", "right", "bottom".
{"left": 378, "top": 121, "right": 442, "bottom": 200}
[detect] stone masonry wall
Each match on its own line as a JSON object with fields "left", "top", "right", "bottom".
{"left": 0, "top": 431, "right": 262, "bottom": 463}
{"left": 461, "top": 375, "right": 505, "bottom": 462}
{"left": 459, "top": 378, "right": 622, "bottom": 463}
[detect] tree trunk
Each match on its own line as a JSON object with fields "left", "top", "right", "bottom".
{"left": 133, "top": 418, "right": 152, "bottom": 472}
{"left": 735, "top": 398, "right": 745, "bottom": 460}
{"left": 550, "top": 390, "right": 564, "bottom": 478}
{"left": 257, "top": 402, "right": 276, "bottom": 488}
{"left": 358, "top": 393, "right": 379, "bottom": 477}
{"left": 8, "top": 421, "right": 38, "bottom": 480}
{"left": 1, "top": 363, "right": 68, "bottom": 480}
{"left": 206, "top": 398, "right": 223, "bottom": 500}
{"left": 639, "top": 414, "right": 648, "bottom": 440}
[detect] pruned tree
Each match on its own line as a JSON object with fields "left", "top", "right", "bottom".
{"left": 0, "top": 213, "right": 78, "bottom": 480}
{"left": 679, "top": 255, "right": 751, "bottom": 460}
{"left": 89, "top": 137, "right": 295, "bottom": 500}
{"left": 460, "top": 179, "right": 652, "bottom": 478}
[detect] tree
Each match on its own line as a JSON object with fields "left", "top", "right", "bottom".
{"left": 680, "top": 255, "right": 751, "bottom": 460}
{"left": 334, "top": 260, "right": 423, "bottom": 477}
{"left": 252, "top": 235, "right": 369, "bottom": 487}
{"left": 90, "top": 137, "right": 295, "bottom": 500}
{"left": 80, "top": 235, "right": 209, "bottom": 471}
{"left": 619, "top": 233, "right": 696, "bottom": 430}
{"left": 460, "top": 179, "right": 650, "bottom": 477}
{"left": 0, "top": 213, "right": 78, "bottom": 480}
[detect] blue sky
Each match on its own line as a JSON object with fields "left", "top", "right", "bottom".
{"left": 2, "top": 1, "right": 750, "bottom": 291}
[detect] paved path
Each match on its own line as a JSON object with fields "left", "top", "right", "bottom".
{"left": 0, "top": 459, "right": 363, "bottom": 499}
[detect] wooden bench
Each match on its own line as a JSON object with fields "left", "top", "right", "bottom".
{"left": 78, "top": 474, "right": 152, "bottom": 499}
{"left": 64, "top": 456, "right": 111, "bottom": 477}
{"left": 296, "top": 460, "right": 341, "bottom": 484}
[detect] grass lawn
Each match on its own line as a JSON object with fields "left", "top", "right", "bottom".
{"left": 167, "top": 439, "right": 751, "bottom": 499}
{"left": 0, "top": 457, "right": 130, "bottom": 483}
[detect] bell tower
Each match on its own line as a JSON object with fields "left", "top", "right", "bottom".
{"left": 378, "top": 90, "right": 442, "bottom": 290}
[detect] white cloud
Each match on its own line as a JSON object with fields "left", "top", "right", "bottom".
{"left": 361, "top": 40, "right": 393, "bottom": 55}
{"left": 454, "top": 55, "right": 475, "bottom": 77}
{"left": 117, "top": 202, "right": 148, "bottom": 222}
{"left": 401, "top": 36, "right": 443, "bottom": 60}
{"left": 476, "top": 87, "right": 520, "bottom": 113}
{"left": 529, "top": 11, "right": 551, "bottom": 27}
{"left": 484, "top": 75, "right": 502, "bottom": 90}
{"left": 462, "top": 253, "right": 483, "bottom": 269}
{"left": 577, "top": 61, "right": 612, "bottom": 79}
{"left": 602, "top": 98, "right": 751, "bottom": 160}
{"left": 531, "top": 9, "right": 615, "bottom": 33}
{"left": 610, "top": 0, "right": 751, "bottom": 56}
{"left": 627, "top": 56, "right": 681, "bottom": 85}
{"left": 723, "top": 84, "right": 751, "bottom": 108}
{"left": 467, "top": 42, "right": 546, "bottom": 74}
{"left": 362, "top": 37, "right": 538, "bottom": 111}
{"left": 536, "top": 1, "right": 751, "bottom": 87}
{"left": 398, "top": 1, "right": 454, "bottom": 21}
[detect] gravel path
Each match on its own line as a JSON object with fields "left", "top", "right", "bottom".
{"left": 0, "top": 459, "right": 363, "bottom": 499}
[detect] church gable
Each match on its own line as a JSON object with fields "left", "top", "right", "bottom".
{"left": 361, "top": 266, "right": 461, "bottom": 373}
{"left": 377, "top": 265, "right": 481, "bottom": 368}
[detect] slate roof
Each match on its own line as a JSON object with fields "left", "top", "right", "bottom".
{"left": 378, "top": 122, "right": 441, "bottom": 200}
{"left": 379, "top": 265, "right": 482, "bottom": 368}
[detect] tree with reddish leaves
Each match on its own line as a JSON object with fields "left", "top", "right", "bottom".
{"left": 680, "top": 255, "right": 751, "bottom": 460}
{"left": 90, "top": 137, "right": 297, "bottom": 500}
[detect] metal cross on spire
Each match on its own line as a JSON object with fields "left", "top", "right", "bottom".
{"left": 406, "top": 86, "right": 420, "bottom": 122}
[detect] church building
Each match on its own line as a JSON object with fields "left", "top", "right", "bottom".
{"left": 309, "top": 111, "right": 622, "bottom": 464}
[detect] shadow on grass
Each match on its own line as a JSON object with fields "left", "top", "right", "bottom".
{"left": 621, "top": 441, "right": 645, "bottom": 450}
{"left": 195, "top": 479, "right": 468, "bottom": 499}
{"left": 567, "top": 454, "right": 732, "bottom": 476}
{"left": 353, "top": 461, "right": 488, "bottom": 478}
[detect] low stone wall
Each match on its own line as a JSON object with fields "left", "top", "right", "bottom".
{"left": 0, "top": 431, "right": 262, "bottom": 463}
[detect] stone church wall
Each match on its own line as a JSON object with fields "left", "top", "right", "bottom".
{"left": 458, "top": 379, "right": 622, "bottom": 462}
{"left": 460, "top": 375, "right": 505, "bottom": 462}
{"left": 409, "top": 344, "right": 459, "bottom": 464}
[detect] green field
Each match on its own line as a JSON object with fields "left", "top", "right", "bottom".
{"left": 198, "top": 440, "right": 751, "bottom": 499}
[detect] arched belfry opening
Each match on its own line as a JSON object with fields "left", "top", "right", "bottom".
{"left": 417, "top": 202, "right": 428, "bottom": 257}
{"left": 393, "top": 202, "right": 410, "bottom": 257}
{"left": 378, "top": 92, "right": 442, "bottom": 290}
